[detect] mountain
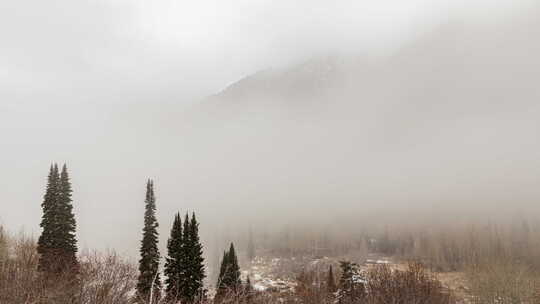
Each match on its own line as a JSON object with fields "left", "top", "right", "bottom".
{"left": 3, "top": 6, "right": 540, "bottom": 256}
{"left": 170, "top": 8, "right": 540, "bottom": 222}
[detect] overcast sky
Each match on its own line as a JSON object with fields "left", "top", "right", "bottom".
{"left": 2, "top": 0, "right": 539, "bottom": 259}
{"left": 1, "top": 0, "right": 533, "bottom": 107}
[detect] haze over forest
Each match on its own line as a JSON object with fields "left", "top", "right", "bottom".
{"left": 2, "top": 0, "right": 540, "bottom": 262}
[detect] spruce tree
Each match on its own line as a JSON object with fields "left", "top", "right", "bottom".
{"left": 216, "top": 242, "right": 242, "bottom": 298}
{"left": 37, "top": 164, "right": 59, "bottom": 273}
{"left": 245, "top": 275, "right": 253, "bottom": 294}
{"left": 216, "top": 250, "right": 229, "bottom": 290}
{"left": 137, "top": 180, "right": 161, "bottom": 303}
{"left": 178, "top": 213, "right": 191, "bottom": 301}
{"left": 57, "top": 164, "right": 78, "bottom": 269}
{"left": 215, "top": 250, "right": 230, "bottom": 301}
{"left": 337, "top": 261, "right": 365, "bottom": 303}
{"left": 37, "top": 164, "right": 78, "bottom": 275}
{"left": 186, "top": 213, "right": 206, "bottom": 302}
{"left": 225, "top": 243, "right": 241, "bottom": 291}
{"left": 327, "top": 265, "right": 337, "bottom": 293}
{"left": 164, "top": 212, "right": 207, "bottom": 303}
{"left": 164, "top": 213, "right": 183, "bottom": 301}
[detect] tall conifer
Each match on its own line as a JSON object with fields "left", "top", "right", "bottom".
{"left": 216, "top": 242, "right": 242, "bottom": 299}
{"left": 187, "top": 213, "right": 206, "bottom": 302}
{"left": 137, "top": 180, "right": 161, "bottom": 303}
{"left": 178, "top": 213, "right": 191, "bottom": 300}
{"left": 327, "top": 265, "right": 337, "bottom": 293}
{"left": 37, "top": 164, "right": 59, "bottom": 273}
{"left": 164, "top": 213, "right": 183, "bottom": 301}
{"left": 37, "top": 164, "right": 78, "bottom": 274}
{"left": 227, "top": 243, "right": 241, "bottom": 290}
{"left": 58, "top": 164, "right": 78, "bottom": 268}
{"left": 216, "top": 250, "right": 229, "bottom": 289}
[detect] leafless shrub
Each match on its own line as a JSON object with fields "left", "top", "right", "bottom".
{"left": 365, "top": 262, "right": 453, "bottom": 304}
{"left": 0, "top": 226, "right": 8, "bottom": 261}
{"left": 77, "top": 250, "right": 138, "bottom": 304}
{"left": 249, "top": 261, "right": 453, "bottom": 304}
{"left": 373, "top": 221, "right": 540, "bottom": 302}
{"left": 295, "top": 268, "right": 332, "bottom": 304}
{"left": 466, "top": 258, "right": 540, "bottom": 304}
{"left": 0, "top": 230, "right": 138, "bottom": 304}
{"left": 0, "top": 232, "right": 45, "bottom": 303}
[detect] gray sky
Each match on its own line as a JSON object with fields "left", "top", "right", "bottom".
{"left": 1, "top": 0, "right": 539, "bottom": 259}
{"left": 1, "top": 0, "right": 532, "bottom": 105}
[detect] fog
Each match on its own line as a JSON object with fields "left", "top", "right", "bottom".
{"left": 1, "top": 0, "right": 540, "bottom": 262}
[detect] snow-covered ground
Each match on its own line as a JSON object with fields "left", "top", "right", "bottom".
{"left": 242, "top": 257, "right": 297, "bottom": 293}
{"left": 241, "top": 255, "right": 394, "bottom": 293}
{"left": 237, "top": 254, "right": 472, "bottom": 303}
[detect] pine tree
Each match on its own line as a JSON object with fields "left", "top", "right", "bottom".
{"left": 327, "top": 265, "right": 337, "bottom": 293}
{"left": 164, "top": 212, "right": 207, "bottom": 303}
{"left": 186, "top": 213, "right": 206, "bottom": 302}
{"left": 37, "top": 164, "right": 78, "bottom": 275}
{"left": 226, "top": 243, "right": 241, "bottom": 290}
{"left": 37, "top": 164, "right": 59, "bottom": 273}
{"left": 178, "top": 213, "right": 191, "bottom": 301}
{"left": 216, "top": 242, "right": 242, "bottom": 299}
{"left": 164, "top": 213, "right": 183, "bottom": 301}
{"left": 337, "top": 261, "right": 365, "bottom": 303}
{"left": 57, "top": 164, "right": 78, "bottom": 268}
{"left": 244, "top": 275, "right": 253, "bottom": 294}
{"left": 137, "top": 180, "right": 161, "bottom": 303}
{"left": 215, "top": 251, "right": 230, "bottom": 301}
{"left": 216, "top": 250, "right": 229, "bottom": 289}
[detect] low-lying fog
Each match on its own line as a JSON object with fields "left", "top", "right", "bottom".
{"left": 1, "top": 0, "right": 539, "bottom": 262}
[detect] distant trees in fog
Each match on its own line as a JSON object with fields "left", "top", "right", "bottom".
{"left": 215, "top": 243, "right": 242, "bottom": 300}
{"left": 247, "top": 228, "right": 255, "bottom": 262}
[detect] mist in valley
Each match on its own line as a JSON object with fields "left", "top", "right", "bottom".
{"left": 1, "top": 1, "right": 540, "bottom": 302}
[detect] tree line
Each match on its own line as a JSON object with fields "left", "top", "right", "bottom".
{"left": 36, "top": 164, "right": 246, "bottom": 303}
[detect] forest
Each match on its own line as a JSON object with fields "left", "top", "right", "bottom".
{"left": 0, "top": 164, "right": 538, "bottom": 303}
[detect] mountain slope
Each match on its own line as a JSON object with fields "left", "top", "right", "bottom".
{"left": 170, "top": 8, "right": 540, "bottom": 221}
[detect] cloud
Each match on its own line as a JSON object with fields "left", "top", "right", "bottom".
{"left": 2, "top": 0, "right": 533, "bottom": 106}
{"left": 1, "top": 0, "right": 538, "bottom": 257}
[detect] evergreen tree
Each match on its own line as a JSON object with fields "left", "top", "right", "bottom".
{"left": 216, "top": 250, "right": 229, "bottom": 289}
{"left": 216, "top": 243, "right": 242, "bottom": 299}
{"left": 226, "top": 243, "right": 241, "bottom": 290}
{"left": 37, "top": 164, "right": 78, "bottom": 275}
{"left": 244, "top": 275, "right": 253, "bottom": 294}
{"left": 178, "top": 213, "right": 191, "bottom": 301}
{"left": 37, "top": 164, "right": 59, "bottom": 273}
{"left": 327, "top": 265, "right": 337, "bottom": 293}
{"left": 215, "top": 251, "right": 230, "bottom": 301}
{"left": 164, "top": 212, "right": 207, "bottom": 303}
{"left": 337, "top": 261, "right": 365, "bottom": 304}
{"left": 137, "top": 180, "right": 161, "bottom": 303}
{"left": 186, "top": 213, "right": 206, "bottom": 302}
{"left": 164, "top": 213, "right": 183, "bottom": 301}
{"left": 57, "top": 164, "right": 78, "bottom": 268}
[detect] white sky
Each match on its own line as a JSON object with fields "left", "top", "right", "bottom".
{"left": 1, "top": 0, "right": 538, "bottom": 257}
{"left": 0, "top": 0, "right": 532, "bottom": 105}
